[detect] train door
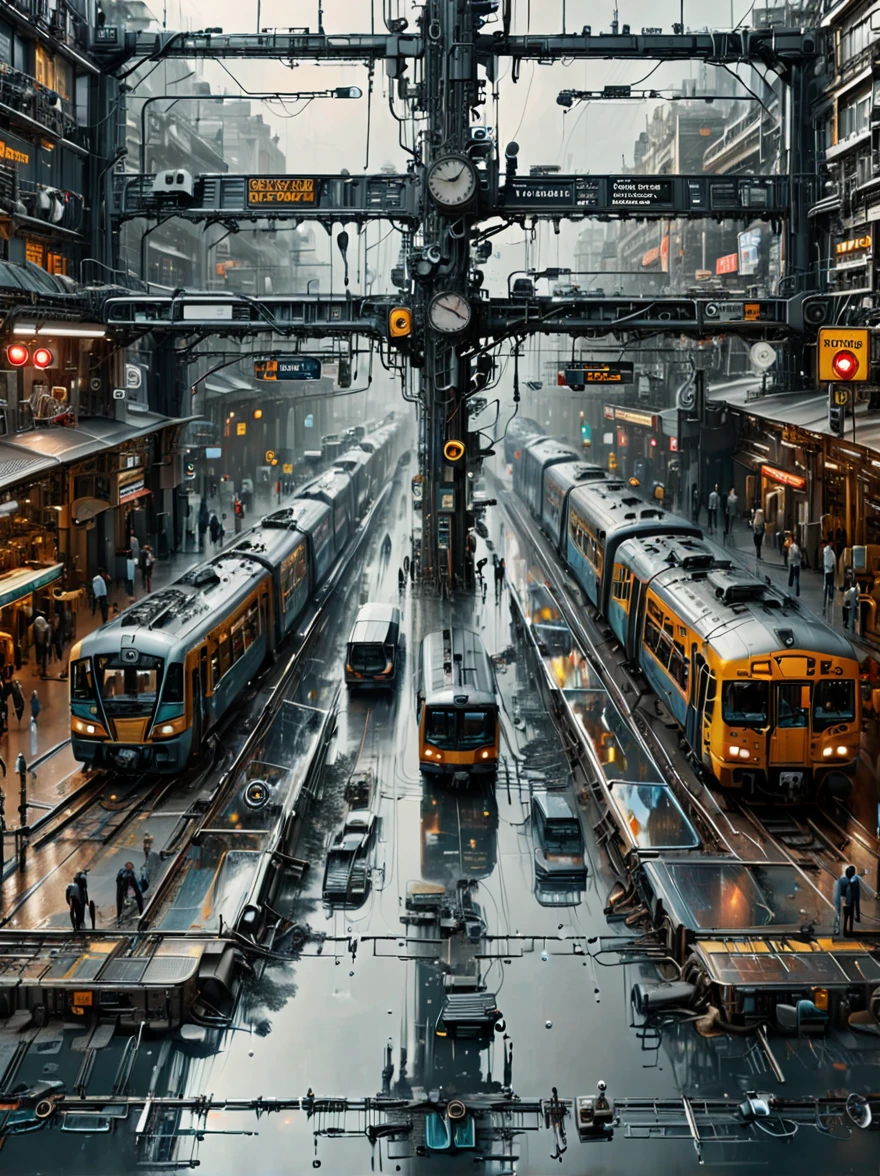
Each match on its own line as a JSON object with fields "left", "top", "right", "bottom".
{"left": 689, "top": 660, "right": 715, "bottom": 769}
{"left": 627, "top": 575, "right": 644, "bottom": 663}
{"left": 769, "top": 682, "right": 810, "bottom": 767}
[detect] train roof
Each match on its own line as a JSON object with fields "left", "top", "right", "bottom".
{"left": 419, "top": 627, "right": 497, "bottom": 707}
{"left": 615, "top": 533, "right": 720, "bottom": 581}
{"left": 506, "top": 416, "right": 541, "bottom": 437}
{"left": 334, "top": 447, "right": 371, "bottom": 471}
{"left": 260, "top": 497, "right": 332, "bottom": 535}
{"left": 543, "top": 459, "right": 607, "bottom": 494}
{"left": 568, "top": 479, "right": 699, "bottom": 541}
{"left": 230, "top": 522, "right": 307, "bottom": 569}
{"left": 77, "top": 552, "right": 269, "bottom": 652}
{"left": 522, "top": 437, "right": 581, "bottom": 467}
{"left": 296, "top": 468, "right": 353, "bottom": 507}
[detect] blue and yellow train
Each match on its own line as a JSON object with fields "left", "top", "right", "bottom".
{"left": 70, "top": 420, "right": 402, "bottom": 773}
{"left": 513, "top": 433, "right": 861, "bottom": 799}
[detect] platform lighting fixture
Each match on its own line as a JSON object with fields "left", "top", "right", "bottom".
{"left": 13, "top": 324, "right": 106, "bottom": 338}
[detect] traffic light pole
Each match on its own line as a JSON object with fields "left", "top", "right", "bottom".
{"left": 419, "top": 0, "right": 478, "bottom": 594}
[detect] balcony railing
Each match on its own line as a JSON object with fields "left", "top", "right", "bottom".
{"left": 0, "top": 62, "right": 79, "bottom": 140}
{"left": 6, "top": 0, "right": 89, "bottom": 51}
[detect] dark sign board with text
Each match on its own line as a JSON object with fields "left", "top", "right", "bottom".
{"left": 254, "top": 357, "right": 323, "bottom": 381}
{"left": 564, "top": 361, "right": 635, "bottom": 386}
{"left": 499, "top": 175, "right": 786, "bottom": 218}
{"left": 247, "top": 177, "right": 317, "bottom": 205}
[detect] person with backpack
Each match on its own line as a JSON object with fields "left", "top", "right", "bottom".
{"left": 32, "top": 612, "right": 50, "bottom": 677}
{"left": 835, "top": 864, "right": 861, "bottom": 935}
{"left": 141, "top": 545, "right": 154, "bottom": 593}
{"left": 752, "top": 506, "right": 765, "bottom": 561}
{"left": 115, "top": 861, "right": 146, "bottom": 920}
{"left": 10, "top": 679, "right": 24, "bottom": 725}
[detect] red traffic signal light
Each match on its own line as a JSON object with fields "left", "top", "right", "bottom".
{"left": 32, "top": 347, "right": 54, "bottom": 370}
{"left": 6, "top": 343, "right": 28, "bottom": 366}
{"left": 831, "top": 349, "right": 858, "bottom": 380}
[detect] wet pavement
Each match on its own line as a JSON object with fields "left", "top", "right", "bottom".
{"left": 1, "top": 459, "right": 880, "bottom": 1173}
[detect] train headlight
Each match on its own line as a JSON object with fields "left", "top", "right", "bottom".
{"left": 425, "top": 748, "right": 433, "bottom": 757}
{"left": 152, "top": 715, "right": 186, "bottom": 739}
{"left": 836, "top": 746, "right": 848, "bottom": 757}
{"left": 481, "top": 750, "right": 490, "bottom": 759}
{"left": 823, "top": 747, "right": 833, "bottom": 757}
{"left": 728, "top": 745, "right": 740, "bottom": 758}
{"left": 72, "top": 717, "right": 107, "bottom": 738}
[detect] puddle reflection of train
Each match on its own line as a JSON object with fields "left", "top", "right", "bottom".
{"left": 527, "top": 571, "right": 572, "bottom": 656}
{"left": 420, "top": 783, "right": 499, "bottom": 885}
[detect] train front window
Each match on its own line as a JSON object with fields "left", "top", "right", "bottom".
{"left": 425, "top": 708, "right": 456, "bottom": 748}
{"left": 70, "top": 659, "right": 94, "bottom": 701}
{"left": 722, "top": 681, "right": 768, "bottom": 726}
{"left": 96, "top": 654, "right": 163, "bottom": 716}
{"left": 459, "top": 710, "right": 493, "bottom": 748}
{"left": 349, "top": 643, "right": 386, "bottom": 674}
{"left": 813, "top": 679, "right": 856, "bottom": 731}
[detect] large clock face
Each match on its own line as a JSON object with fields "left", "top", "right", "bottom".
{"left": 427, "top": 155, "right": 478, "bottom": 209}
{"left": 429, "top": 291, "right": 472, "bottom": 334}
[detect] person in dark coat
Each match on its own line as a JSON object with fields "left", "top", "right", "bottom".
{"left": 835, "top": 864, "right": 861, "bottom": 935}
{"left": 209, "top": 513, "right": 222, "bottom": 544}
{"left": 116, "top": 861, "right": 145, "bottom": 919}
{"left": 198, "top": 500, "right": 210, "bottom": 549}
{"left": 10, "top": 679, "right": 24, "bottom": 724}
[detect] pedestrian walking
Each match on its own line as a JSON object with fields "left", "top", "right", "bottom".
{"left": 129, "top": 534, "right": 140, "bottom": 567}
{"left": 724, "top": 489, "right": 738, "bottom": 544}
{"left": 32, "top": 612, "right": 49, "bottom": 677}
{"left": 125, "top": 552, "right": 136, "bottom": 598}
{"left": 198, "top": 500, "right": 210, "bottom": 550}
{"left": 690, "top": 484, "right": 700, "bottom": 524}
{"left": 115, "top": 860, "right": 145, "bottom": 920}
{"left": 822, "top": 541, "right": 837, "bottom": 615}
{"left": 11, "top": 679, "right": 24, "bottom": 725}
{"left": 29, "top": 688, "right": 41, "bottom": 726}
{"left": 787, "top": 539, "right": 802, "bottom": 596}
{"left": 209, "top": 513, "right": 222, "bottom": 545}
{"left": 843, "top": 578, "right": 860, "bottom": 634}
{"left": 707, "top": 485, "right": 720, "bottom": 534}
{"left": 752, "top": 506, "right": 765, "bottom": 561}
{"left": 494, "top": 556, "right": 506, "bottom": 600}
{"left": 51, "top": 614, "right": 63, "bottom": 663}
{"left": 92, "top": 570, "right": 109, "bottom": 623}
{"left": 141, "top": 545, "right": 154, "bottom": 593}
{"left": 835, "top": 864, "right": 861, "bottom": 935}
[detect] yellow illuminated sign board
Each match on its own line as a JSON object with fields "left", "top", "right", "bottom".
{"left": 247, "top": 177, "right": 316, "bottom": 205}
{"left": 817, "top": 327, "right": 870, "bottom": 382}
{"left": 0, "top": 139, "right": 30, "bottom": 165}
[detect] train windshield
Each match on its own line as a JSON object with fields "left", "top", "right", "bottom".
{"left": 812, "top": 679, "right": 856, "bottom": 731}
{"left": 96, "top": 654, "right": 164, "bottom": 716}
{"left": 459, "top": 710, "right": 494, "bottom": 748}
{"left": 425, "top": 708, "right": 494, "bottom": 749}
{"left": 722, "top": 680, "right": 768, "bottom": 726}
{"left": 544, "top": 819, "right": 582, "bottom": 853}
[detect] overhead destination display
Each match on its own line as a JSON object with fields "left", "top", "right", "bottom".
{"left": 564, "top": 361, "right": 635, "bottom": 386}
{"left": 254, "top": 356, "right": 323, "bottom": 380}
{"left": 499, "top": 175, "right": 787, "bottom": 218}
{"left": 247, "top": 177, "right": 317, "bottom": 205}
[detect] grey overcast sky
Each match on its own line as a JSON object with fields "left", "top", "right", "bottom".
{"left": 149, "top": 0, "right": 758, "bottom": 296}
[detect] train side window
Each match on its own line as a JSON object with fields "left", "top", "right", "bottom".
{"left": 669, "top": 648, "right": 688, "bottom": 692}
{"left": 218, "top": 635, "right": 231, "bottom": 678}
{"left": 71, "top": 658, "right": 94, "bottom": 700}
{"left": 231, "top": 622, "right": 245, "bottom": 663}
{"left": 211, "top": 649, "right": 220, "bottom": 689}
{"left": 705, "top": 673, "right": 717, "bottom": 718}
{"left": 162, "top": 662, "right": 184, "bottom": 704}
{"left": 245, "top": 603, "right": 259, "bottom": 645}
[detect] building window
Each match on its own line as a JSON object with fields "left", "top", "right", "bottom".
{"left": 46, "top": 252, "right": 67, "bottom": 275}
{"left": 34, "top": 46, "right": 71, "bottom": 103}
{"left": 25, "top": 239, "right": 43, "bottom": 266}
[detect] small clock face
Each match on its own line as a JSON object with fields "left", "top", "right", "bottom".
{"left": 427, "top": 155, "right": 478, "bottom": 209}
{"left": 429, "top": 291, "right": 472, "bottom": 334}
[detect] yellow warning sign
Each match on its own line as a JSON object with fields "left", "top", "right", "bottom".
{"left": 818, "top": 327, "right": 870, "bottom": 382}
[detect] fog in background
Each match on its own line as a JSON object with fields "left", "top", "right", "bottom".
{"left": 137, "top": 0, "right": 770, "bottom": 373}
